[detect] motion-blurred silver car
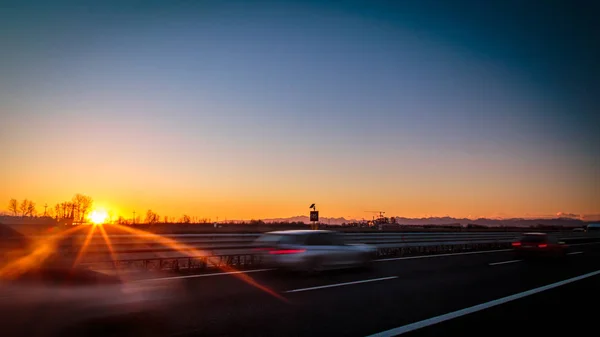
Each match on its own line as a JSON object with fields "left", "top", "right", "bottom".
{"left": 254, "top": 230, "right": 377, "bottom": 272}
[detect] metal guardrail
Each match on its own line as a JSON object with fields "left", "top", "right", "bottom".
{"left": 64, "top": 231, "right": 587, "bottom": 249}
{"left": 52, "top": 231, "right": 600, "bottom": 271}
{"left": 61, "top": 232, "right": 526, "bottom": 255}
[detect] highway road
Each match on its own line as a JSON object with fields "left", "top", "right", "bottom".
{"left": 402, "top": 272, "right": 599, "bottom": 336}
{"left": 127, "top": 241, "right": 600, "bottom": 337}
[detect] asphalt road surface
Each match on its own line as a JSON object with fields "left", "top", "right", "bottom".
{"left": 133, "top": 242, "right": 600, "bottom": 337}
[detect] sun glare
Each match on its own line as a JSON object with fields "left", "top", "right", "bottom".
{"left": 89, "top": 209, "right": 108, "bottom": 225}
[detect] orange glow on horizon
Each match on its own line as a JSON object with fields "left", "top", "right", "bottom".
{"left": 2, "top": 188, "right": 599, "bottom": 222}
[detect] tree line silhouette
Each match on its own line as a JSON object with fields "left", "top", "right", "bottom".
{"left": 6, "top": 194, "right": 93, "bottom": 224}
{"left": 6, "top": 195, "right": 213, "bottom": 225}
{"left": 6, "top": 196, "right": 316, "bottom": 226}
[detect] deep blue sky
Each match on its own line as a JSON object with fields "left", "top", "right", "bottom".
{"left": 1, "top": 0, "right": 598, "bottom": 219}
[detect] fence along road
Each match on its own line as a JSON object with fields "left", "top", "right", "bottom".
{"left": 38, "top": 231, "right": 595, "bottom": 270}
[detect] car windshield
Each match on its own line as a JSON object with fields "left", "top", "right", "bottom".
{"left": 304, "top": 233, "right": 344, "bottom": 246}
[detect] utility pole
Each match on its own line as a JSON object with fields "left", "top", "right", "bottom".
{"left": 43, "top": 203, "right": 48, "bottom": 217}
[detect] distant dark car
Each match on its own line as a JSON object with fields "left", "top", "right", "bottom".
{"left": 512, "top": 232, "right": 568, "bottom": 259}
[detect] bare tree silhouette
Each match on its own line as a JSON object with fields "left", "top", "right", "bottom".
{"left": 54, "top": 202, "right": 70, "bottom": 220}
{"left": 180, "top": 214, "right": 191, "bottom": 224}
{"left": 8, "top": 199, "right": 18, "bottom": 216}
{"left": 51, "top": 194, "right": 93, "bottom": 223}
{"left": 26, "top": 201, "right": 36, "bottom": 217}
{"left": 72, "top": 194, "right": 93, "bottom": 223}
{"left": 145, "top": 210, "right": 160, "bottom": 224}
{"left": 19, "top": 199, "right": 30, "bottom": 217}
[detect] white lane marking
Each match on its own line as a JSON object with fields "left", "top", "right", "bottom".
{"left": 375, "top": 249, "right": 511, "bottom": 262}
{"left": 567, "top": 251, "right": 583, "bottom": 255}
{"left": 366, "top": 269, "right": 600, "bottom": 337}
{"left": 135, "top": 268, "right": 273, "bottom": 282}
{"left": 569, "top": 242, "right": 600, "bottom": 246}
{"left": 489, "top": 259, "right": 522, "bottom": 266}
{"left": 285, "top": 276, "right": 398, "bottom": 293}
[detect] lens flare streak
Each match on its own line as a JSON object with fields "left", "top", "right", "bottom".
{"left": 98, "top": 224, "right": 118, "bottom": 268}
{"left": 107, "top": 223, "right": 288, "bottom": 302}
{"left": 0, "top": 226, "right": 85, "bottom": 280}
{"left": 72, "top": 225, "right": 97, "bottom": 268}
{"left": 1, "top": 222, "right": 288, "bottom": 303}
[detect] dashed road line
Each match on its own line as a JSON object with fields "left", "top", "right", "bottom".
{"left": 489, "top": 259, "right": 522, "bottom": 266}
{"left": 569, "top": 242, "right": 600, "bottom": 246}
{"left": 285, "top": 276, "right": 398, "bottom": 293}
{"left": 136, "top": 268, "right": 273, "bottom": 282}
{"left": 375, "top": 249, "right": 511, "bottom": 262}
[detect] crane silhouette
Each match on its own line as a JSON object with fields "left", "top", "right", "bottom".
{"left": 365, "top": 211, "right": 385, "bottom": 220}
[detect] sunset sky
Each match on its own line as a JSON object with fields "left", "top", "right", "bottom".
{"left": 1, "top": 1, "right": 599, "bottom": 220}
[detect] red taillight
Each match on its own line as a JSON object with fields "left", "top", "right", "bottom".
{"left": 269, "top": 249, "right": 306, "bottom": 255}
{"left": 538, "top": 244, "right": 548, "bottom": 248}
{"left": 512, "top": 242, "right": 521, "bottom": 247}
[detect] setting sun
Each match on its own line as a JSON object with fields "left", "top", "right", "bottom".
{"left": 89, "top": 209, "right": 108, "bottom": 225}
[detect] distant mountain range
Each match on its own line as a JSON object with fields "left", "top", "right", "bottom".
{"left": 259, "top": 215, "right": 600, "bottom": 227}
{"left": 2, "top": 214, "right": 598, "bottom": 228}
